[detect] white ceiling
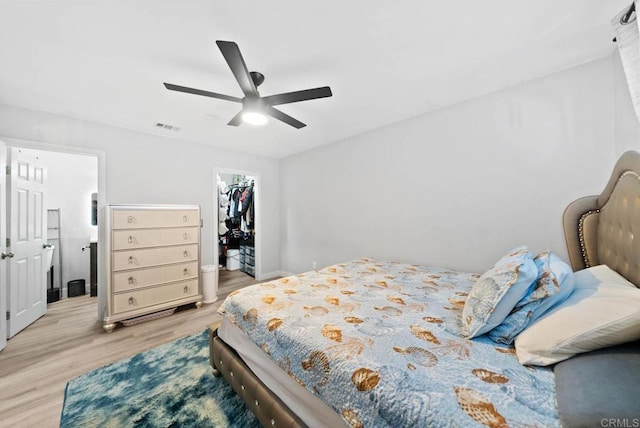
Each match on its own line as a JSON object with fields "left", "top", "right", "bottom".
{"left": 0, "top": 0, "right": 630, "bottom": 158}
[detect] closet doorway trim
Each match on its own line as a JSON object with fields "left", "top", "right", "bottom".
{"left": 213, "top": 167, "right": 262, "bottom": 281}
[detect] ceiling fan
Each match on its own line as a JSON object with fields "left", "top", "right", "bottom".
{"left": 164, "top": 40, "right": 333, "bottom": 129}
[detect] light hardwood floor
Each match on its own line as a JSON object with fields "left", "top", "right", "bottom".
{"left": 0, "top": 270, "right": 260, "bottom": 428}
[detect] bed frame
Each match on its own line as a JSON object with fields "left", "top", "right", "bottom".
{"left": 211, "top": 150, "right": 640, "bottom": 428}
{"left": 209, "top": 324, "right": 307, "bottom": 427}
{"left": 563, "top": 150, "right": 640, "bottom": 286}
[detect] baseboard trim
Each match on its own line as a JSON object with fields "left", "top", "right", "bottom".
{"left": 260, "top": 270, "right": 314, "bottom": 281}
{"left": 277, "top": 271, "right": 295, "bottom": 278}
{"left": 260, "top": 271, "right": 288, "bottom": 280}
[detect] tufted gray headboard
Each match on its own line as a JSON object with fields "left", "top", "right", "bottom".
{"left": 563, "top": 151, "right": 640, "bottom": 287}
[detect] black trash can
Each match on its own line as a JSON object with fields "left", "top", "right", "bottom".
{"left": 47, "top": 287, "right": 60, "bottom": 303}
{"left": 68, "top": 279, "right": 86, "bottom": 297}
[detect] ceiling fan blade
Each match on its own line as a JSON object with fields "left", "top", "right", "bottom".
{"left": 216, "top": 40, "right": 259, "bottom": 98}
{"left": 263, "top": 86, "right": 332, "bottom": 106}
{"left": 163, "top": 83, "right": 241, "bottom": 103}
{"left": 265, "top": 106, "right": 306, "bottom": 129}
{"left": 227, "top": 111, "right": 243, "bottom": 126}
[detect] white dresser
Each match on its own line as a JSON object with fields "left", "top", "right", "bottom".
{"left": 103, "top": 204, "right": 203, "bottom": 333}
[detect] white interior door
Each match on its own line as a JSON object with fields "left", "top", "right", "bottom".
{"left": 7, "top": 147, "right": 47, "bottom": 338}
{"left": 0, "top": 141, "right": 7, "bottom": 351}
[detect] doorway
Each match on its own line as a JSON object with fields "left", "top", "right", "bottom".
{"left": 1, "top": 138, "right": 104, "bottom": 351}
{"left": 214, "top": 168, "right": 261, "bottom": 293}
{"left": 30, "top": 149, "right": 98, "bottom": 301}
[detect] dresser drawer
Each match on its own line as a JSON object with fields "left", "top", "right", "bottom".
{"left": 112, "top": 227, "right": 198, "bottom": 250}
{"left": 113, "top": 279, "right": 199, "bottom": 314}
{"left": 112, "top": 244, "right": 198, "bottom": 271}
{"left": 112, "top": 209, "right": 199, "bottom": 229}
{"left": 112, "top": 261, "right": 199, "bottom": 292}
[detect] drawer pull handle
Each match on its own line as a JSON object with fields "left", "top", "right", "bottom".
{"left": 128, "top": 236, "right": 134, "bottom": 244}
{"left": 128, "top": 276, "right": 135, "bottom": 285}
{"left": 128, "top": 297, "right": 135, "bottom": 305}
{"left": 127, "top": 215, "right": 134, "bottom": 223}
{"left": 183, "top": 268, "right": 188, "bottom": 276}
{"left": 183, "top": 286, "right": 189, "bottom": 293}
{"left": 183, "top": 232, "right": 188, "bottom": 240}
{"left": 183, "top": 215, "right": 188, "bottom": 222}
{"left": 128, "top": 256, "right": 134, "bottom": 264}
{"left": 183, "top": 251, "right": 188, "bottom": 258}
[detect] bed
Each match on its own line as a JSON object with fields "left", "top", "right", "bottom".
{"left": 210, "top": 151, "right": 640, "bottom": 428}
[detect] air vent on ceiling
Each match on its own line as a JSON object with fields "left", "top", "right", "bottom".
{"left": 155, "top": 122, "right": 180, "bottom": 132}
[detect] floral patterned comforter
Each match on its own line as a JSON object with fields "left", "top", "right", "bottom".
{"left": 218, "top": 257, "right": 558, "bottom": 428}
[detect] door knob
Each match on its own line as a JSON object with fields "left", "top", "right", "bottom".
{"left": 1, "top": 252, "right": 14, "bottom": 260}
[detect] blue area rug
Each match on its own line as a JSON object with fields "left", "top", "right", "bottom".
{"left": 60, "top": 330, "right": 259, "bottom": 427}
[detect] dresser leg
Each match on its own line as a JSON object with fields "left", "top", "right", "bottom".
{"left": 195, "top": 301, "right": 203, "bottom": 309}
{"left": 103, "top": 322, "right": 116, "bottom": 333}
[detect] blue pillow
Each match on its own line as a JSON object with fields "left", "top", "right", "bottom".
{"left": 461, "top": 246, "right": 538, "bottom": 338}
{"left": 488, "top": 250, "right": 574, "bottom": 344}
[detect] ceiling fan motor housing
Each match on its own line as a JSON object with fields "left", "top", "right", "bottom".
{"left": 243, "top": 97, "right": 266, "bottom": 112}
{"left": 250, "top": 71, "right": 265, "bottom": 87}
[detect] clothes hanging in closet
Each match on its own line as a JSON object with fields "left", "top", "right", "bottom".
{"left": 224, "top": 182, "right": 254, "bottom": 248}
{"left": 218, "top": 178, "right": 255, "bottom": 268}
{"left": 240, "top": 185, "right": 254, "bottom": 232}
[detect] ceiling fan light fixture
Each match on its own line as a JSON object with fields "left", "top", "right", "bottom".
{"left": 164, "top": 41, "right": 332, "bottom": 129}
{"left": 242, "top": 110, "right": 268, "bottom": 126}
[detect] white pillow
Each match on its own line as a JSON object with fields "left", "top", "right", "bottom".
{"left": 515, "top": 264, "right": 640, "bottom": 366}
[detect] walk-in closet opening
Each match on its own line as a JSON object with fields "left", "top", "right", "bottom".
{"left": 215, "top": 170, "right": 260, "bottom": 293}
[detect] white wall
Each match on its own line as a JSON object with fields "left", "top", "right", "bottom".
{"left": 24, "top": 149, "right": 97, "bottom": 297}
{"left": 0, "top": 105, "right": 280, "bottom": 317}
{"left": 280, "top": 57, "right": 617, "bottom": 274}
